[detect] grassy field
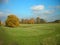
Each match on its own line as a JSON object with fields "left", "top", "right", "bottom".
{"left": 0, "top": 23, "right": 60, "bottom": 45}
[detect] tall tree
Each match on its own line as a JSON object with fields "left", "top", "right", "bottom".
{"left": 36, "top": 17, "right": 40, "bottom": 24}
{"left": 21, "top": 19, "right": 24, "bottom": 24}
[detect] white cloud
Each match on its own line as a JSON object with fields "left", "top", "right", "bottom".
{"left": 0, "top": 12, "right": 5, "bottom": 18}
{"left": 0, "top": 10, "right": 9, "bottom": 17}
{"left": 44, "top": 10, "right": 55, "bottom": 15}
{"left": 0, "top": 12, "right": 4, "bottom": 15}
{"left": 56, "top": 6, "right": 60, "bottom": 9}
{"left": 32, "top": 10, "right": 55, "bottom": 15}
{"left": 5, "top": 9, "right": 11, "bottom": 14}
{"left": 31, "top": 5, "right": 44, "bottom": 11}
{"left": 49, "top": 5, "right": 60, "bottom": 9}
{"left": 31, "top": 5, "right": 56, "bottom": 15}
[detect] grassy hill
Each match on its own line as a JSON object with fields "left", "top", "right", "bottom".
{"left": 0, "top": 23, "right": 60, "bottom": 45}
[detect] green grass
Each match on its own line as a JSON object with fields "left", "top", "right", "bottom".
{"left": 0, "top": 23, "right": 60, "bottom": 45}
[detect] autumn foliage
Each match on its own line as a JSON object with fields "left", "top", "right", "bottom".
{"left": 0, "top": 20, "right": 4, "bottom": 26}
{"left": 0, "top": 20, "right": 2, "bottom": 26}
{"left": 28, "top": 18, "right": 35, "bottom": 24}
{"left": 5, "top": 14, "right": 20, "bottom": 27}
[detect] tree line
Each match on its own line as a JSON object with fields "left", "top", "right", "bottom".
{"left": 20, "top": 17, "right": 46, "bottom": 24}
{"left": 0, "top": 14, "right": 60, "bottom": 27}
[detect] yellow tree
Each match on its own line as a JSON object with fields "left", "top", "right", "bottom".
{"left": 28, "top": 18, "right": 35, "bottom": 24}
{"left": 5, "top": 14, "right": 20, "bottom": 27}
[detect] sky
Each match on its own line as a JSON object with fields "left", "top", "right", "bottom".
{"left": 0, "top": 0, "right": 60, "bottom": 22}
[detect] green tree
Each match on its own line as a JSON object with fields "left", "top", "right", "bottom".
{"left": 40, "top": 19, "right": 46, "bottom": 23}
{"left": 21, "top": 19, "right": 24, "bottom": 24}
{"left": 36, "top": 17, "right": 40, "bottom": 24}
{"left": 5, "top": 14, "right": 20, "bottom": 27}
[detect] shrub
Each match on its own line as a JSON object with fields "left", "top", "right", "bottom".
{"left": 5, "top": 14, "right": 20, "bottom": 27}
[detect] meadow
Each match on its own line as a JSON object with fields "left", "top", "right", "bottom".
{"left": 0, "top": 23, "right": 60, "bottom": 45}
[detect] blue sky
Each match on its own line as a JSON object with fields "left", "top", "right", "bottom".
{"left": 0, "top": 0, "right": 60, "bottom": 22}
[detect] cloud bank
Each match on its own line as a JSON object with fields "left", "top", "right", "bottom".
{"left": 44, "top": 10, "right": 55, "bottom": 15}
{"left": 31, "top": 5, "right": 58, "bottom": 15}
{"left": 31, "top": 5, "right": 44, "bottom": 11}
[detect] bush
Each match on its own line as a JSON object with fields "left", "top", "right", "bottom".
{"left": 5, "top": 14, "right": 20, "bottom": 27}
